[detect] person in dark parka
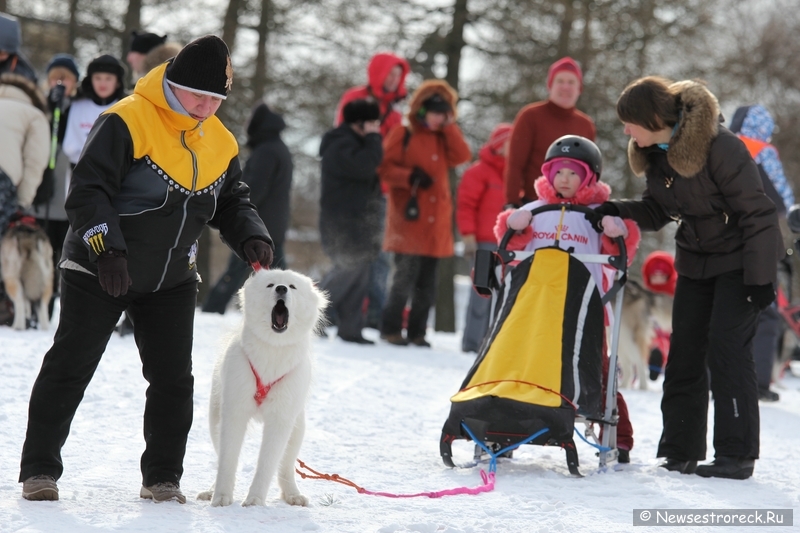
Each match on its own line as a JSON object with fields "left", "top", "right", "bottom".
{"left": 202, "top": 102, "right": 293, "bottom": 313}
{"left": 588, "top": 76, "right": 783, "bottom": 480}
{"left": 318, "top": 99, "right": 384, "bottom": 344}
{"left": 18, "top": 36, "right": 273, "bottom": 504}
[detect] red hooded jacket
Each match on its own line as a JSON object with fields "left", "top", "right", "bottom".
{"left": 334, "top": 53, "right": 410, "bottom": 137}
{"left": 456, "top": 143, "right": 507, "bottom": 243}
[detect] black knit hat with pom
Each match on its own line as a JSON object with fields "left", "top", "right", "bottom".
{"left": 166, "top": 35, "right": 232, "bottom": 99}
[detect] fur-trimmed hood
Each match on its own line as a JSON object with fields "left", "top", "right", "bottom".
{"left": 407, "top": 78, "right": 458, "bottom": 130}
{"left": 628, "top": 80, "right": 721, "bottom": 178}
{"left": 0, "top": 72, "right": 47, "bottom": 113}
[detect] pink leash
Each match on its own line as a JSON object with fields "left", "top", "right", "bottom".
{"left": 295, "top": 459, "right": 495, "bottom": 498}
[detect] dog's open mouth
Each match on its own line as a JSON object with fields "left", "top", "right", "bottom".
{"left": 271, "top": 299, "right": 289, "bottom": 333}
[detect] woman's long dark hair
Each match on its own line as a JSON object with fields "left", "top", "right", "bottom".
{"left": 616, "top": 76, "right": 679, "bottom": 131}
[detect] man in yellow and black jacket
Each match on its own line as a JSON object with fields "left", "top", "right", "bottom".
{"left": 19, "top": 36, "right": 273, "bottom": 504}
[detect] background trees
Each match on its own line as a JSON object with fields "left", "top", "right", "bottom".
{"left": 6, "top": 0, "right": 799, "bottom": 320}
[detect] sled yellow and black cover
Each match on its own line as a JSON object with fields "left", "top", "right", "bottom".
{"left": 441, "top": 247, "right": 604, "bottom": 459}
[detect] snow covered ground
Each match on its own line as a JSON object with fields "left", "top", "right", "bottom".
{"left": 1, "top": 291, "right": 799, "bottom": 532}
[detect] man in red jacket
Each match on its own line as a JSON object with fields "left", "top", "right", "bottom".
{"left": 334, "top": 52, "right": 410, "bottom": 137}
{"left": 504, "top": 57, "right": 596, "bottom": 206}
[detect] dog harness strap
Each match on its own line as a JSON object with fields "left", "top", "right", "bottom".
{"left": 249, "top": 361, "right": 287, "bottom": 406}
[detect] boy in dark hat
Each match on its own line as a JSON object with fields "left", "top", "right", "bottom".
{"left": 127, "top": 29, "right": 167, "bottom": 79}
{"left": 19, "top": 35, "right": 272, "bottom": 505}
{"left": 318, "top": 99, "right": 384, "bottom": 343}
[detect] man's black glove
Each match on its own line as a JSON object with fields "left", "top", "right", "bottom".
{"left": 243, "top": 238, "right": 274, "bottom": 269}
{"left": 409, "top": 167, "right": 434, "bottom": 190}
{"left": 745, "top": 283, "right": 775, "bottom": 311}
{"left": 584, "top": 202, "right": 621, "bottom": 233}
{"left": 97, "top": 249, "right": 131, "bottom": 297}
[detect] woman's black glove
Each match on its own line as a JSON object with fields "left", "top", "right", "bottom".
{"left": 409, "top": 167, "right": 434, "bottom": 189}
{"left": 584, "top": 202, "right": 621, "bottom": 232}
{"left": 97, "top": 249, "right": 131, "bottom": 297}
{"left": 745, "top": 283, "right": 775, "bottom": 311}
{"left": 243, "top": 238, "right": 274, "bottom": 268}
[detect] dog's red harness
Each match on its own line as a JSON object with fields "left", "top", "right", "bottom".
{"left": 249, "top": 361, "right": 287, "bottom": 406}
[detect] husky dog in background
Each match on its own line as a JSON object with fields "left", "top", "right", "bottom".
{"left": 198, "top": 269, "right": 328, "bottom": 507}
{"left": 0, "top": 220, "right": 54, "bottom": 331}
{"left": 615, "top": 279, "right": 673, "bottom": 389}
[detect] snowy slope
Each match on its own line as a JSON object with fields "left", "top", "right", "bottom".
{"left": 1, "top": 302, "right": 799, "bottom": 533}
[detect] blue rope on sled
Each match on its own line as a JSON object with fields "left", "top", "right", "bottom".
{"left": 460, "top": 422, "right": 550, "bottom": 473}
{"left": 573, "top": 426, "right": 612, "bottom": 452}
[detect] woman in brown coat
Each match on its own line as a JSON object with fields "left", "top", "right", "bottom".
{"left": 378, "top": 79, "right": 471, "bottom": 346}
{"left": 589, "top": 77, "right": 783, "bottom": 480}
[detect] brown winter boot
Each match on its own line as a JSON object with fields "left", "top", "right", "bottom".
{"left": 140, "top": 482, "right": 186, "bottom": 503}
{"left": 408, "top": 336, "right": 431, "bottom": 348}
{"left": 381, "top": 333, "right": 408, "bottom": 346}
{"left": 22, "top": 475, "right": 59, "bottom": 501}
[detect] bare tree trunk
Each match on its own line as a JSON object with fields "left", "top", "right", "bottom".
{"left": 577, "top": 0, "right": 592, "bottom": 69}
{"left": 221, "top": 0, "right": 245, "bottom": 54}
{"left": 435, "top": 0, "right": 470, "bottom": 333}
{"left": 556, "top": 0, "right": 575, "bottom": 58}
{"left": 67, "top": 0, "right": 80, "bottom": 55}
{"left": 444, "top": 0, "right": 468, "bottom": 91}
{"left": 637, "top": 0, "right": 656, "bottom": 73}
{"left": 251, "top": 0, "right": 272, "bottom": 104}
{"left": 123, "top": 0, "right": 142, "bottom": 54}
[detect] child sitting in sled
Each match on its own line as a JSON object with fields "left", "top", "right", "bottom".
{"left": 493, "top": 135, "right": 641, "bottom": 463}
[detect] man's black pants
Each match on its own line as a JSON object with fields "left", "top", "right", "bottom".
{"left": 657, "top": 271, "right": 760, "bottom": 461}
{"left": 19, "top": 269, "right": 197, "bottom": 486}
{"left": 320, "top": 259, "right": 371, "bottom": 339}
{"left": 381, "top": 254, "right": 438, "bottom": 340}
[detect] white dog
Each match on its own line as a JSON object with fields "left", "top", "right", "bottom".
{"left": 197, "top": 269, "right": 327, "bottom": 507}
{"left": 0, "top": 221, "right": 54, "bottom": 331}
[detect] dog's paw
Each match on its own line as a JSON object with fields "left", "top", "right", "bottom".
{"left": 282, "top": 492, "right": 309, "bottom": 507}
{"left": 242, "top": 495, "right": 266, "bottom": 507}
{"left": 210, "top": 493, "right": 234, "bottom": 507}
{"left": 196, "top": 490, "right": 213, "bottom": 501}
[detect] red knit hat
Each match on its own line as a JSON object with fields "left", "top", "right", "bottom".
{"left": 642, "top": 251, "right": 677, "bottom": 296}
{"left": 547, "top": 57, "right": 583, "bottom": 90}
{"left": 486, "top": 123, "right": 512, "bottom": 153}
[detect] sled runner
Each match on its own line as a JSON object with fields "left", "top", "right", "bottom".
{"left": 440, "top": 204, "right": 628, "bottom": 476}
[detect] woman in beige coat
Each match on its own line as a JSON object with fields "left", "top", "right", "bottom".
{"left": 0, "top": 73, "right": 49, "bottom": 232}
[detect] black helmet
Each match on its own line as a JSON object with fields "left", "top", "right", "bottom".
{"left": 544, "top": 135, "right": 602, "bottom": 179}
